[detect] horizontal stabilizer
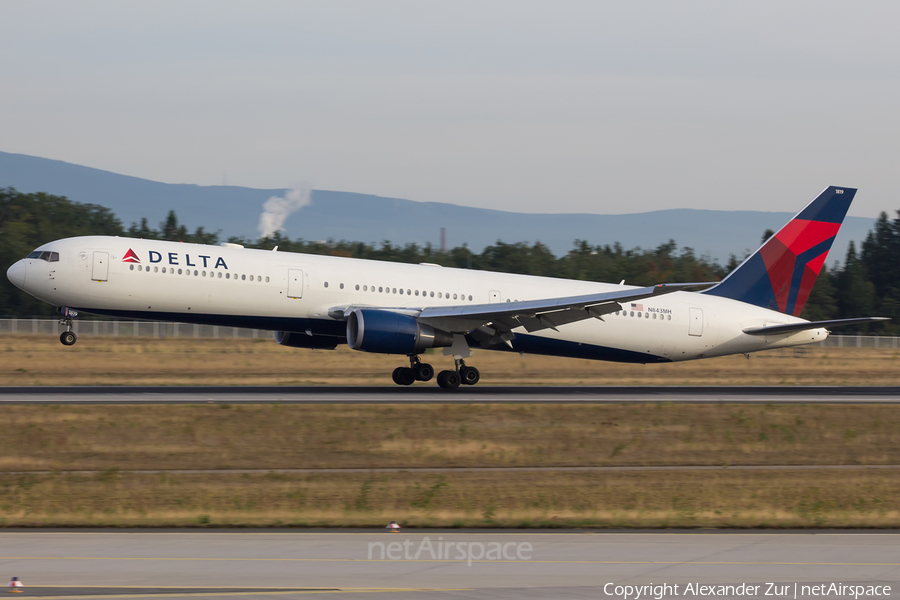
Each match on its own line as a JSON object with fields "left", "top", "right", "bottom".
{"left": 743, "top": 317, "right": 890, "bottom": 336}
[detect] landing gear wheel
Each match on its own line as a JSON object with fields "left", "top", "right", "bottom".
{"left": 392, "top": 366, "right": 416, "bottom": 386}
{"left": 437, "top": 370, "right": 461, "bottom": 390}
{"left": 459, "top": 366, "right": 480, "bottom": 385}
{"left": 60, "top": 331, "right": 77, "bottom": 346}
{"left": 414, "top": 362, "right": 434, "bottom": 382}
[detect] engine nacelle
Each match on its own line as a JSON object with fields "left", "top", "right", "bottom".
{"left": 274, "top": 330, "right": 341, "bottom": 350}
{"left": 346, "top": 309, "right": 453, "bottom": 354}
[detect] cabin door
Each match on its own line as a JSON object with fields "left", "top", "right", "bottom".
{"left": 91, "top": 252, "right": 109, "bottom": 282}
{"left": 489, "top": 290, "right": 502, "bottom": 303}
{"left": 287, "top": 269, "right": 304, "bottom": 299}
{"left": 688, "top": 308, "right": 703, "bottom": 337}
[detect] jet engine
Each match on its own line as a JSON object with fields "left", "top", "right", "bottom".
{"left": 274, "top": 330, "right": 341, "bottom": 350}
{"left": 346, "top": 309, "right": 453, "bottom": 354}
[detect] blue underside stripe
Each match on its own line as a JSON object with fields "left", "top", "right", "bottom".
{"left": 484, "top": 333, "right": 671, "bottom": 364}
{"left": 78, "top": 308, "right": 670, "bottom": 364}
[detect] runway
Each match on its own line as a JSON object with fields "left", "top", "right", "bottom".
{"left": 1, "top": 531, "right": 898, "bottom": 600}
{"left": 0, "top": 386, "right": 899, "bottom": 404}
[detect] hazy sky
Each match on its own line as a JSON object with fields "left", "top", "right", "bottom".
{"left": 2, "top": 1, "right": 899, "bottom": 217}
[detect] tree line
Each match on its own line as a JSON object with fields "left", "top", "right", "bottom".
{"left": 1, "top": 187, "right": 897, "bottom": 332}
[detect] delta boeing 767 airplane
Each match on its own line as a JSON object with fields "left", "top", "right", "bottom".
{"left": 5, "top": 186, "right": 887, "bottom": 389}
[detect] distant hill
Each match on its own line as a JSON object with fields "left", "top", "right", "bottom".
{"left": 0, "top": 151, "right": 875, "bottom": 264}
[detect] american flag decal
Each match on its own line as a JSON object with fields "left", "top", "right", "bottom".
{"left": 631, "top": 303, "right": 644, "bottom": 311}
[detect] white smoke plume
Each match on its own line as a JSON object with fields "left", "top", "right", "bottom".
{"left": 257, "top": 187, "right": 311, "bottom": 238}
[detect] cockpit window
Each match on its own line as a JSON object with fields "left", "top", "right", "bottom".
{"left": 26, "top": 251, "right": 59, "bottom": 262}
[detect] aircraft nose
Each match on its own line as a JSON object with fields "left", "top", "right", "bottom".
{"left": 6, "top": 260, "right": 26, "bottom": 290}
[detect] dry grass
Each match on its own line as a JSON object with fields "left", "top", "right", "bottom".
{"left": 1, "top": 470, "right": 898, "bottom": 528}
{"left": 3, "top": 404, "right": 900, "bottom": 471}
{"left": 1, "top": 335, "right": 899, "bottom": 386}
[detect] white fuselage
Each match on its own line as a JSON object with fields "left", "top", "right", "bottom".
{"left": 9, "top": 236, "right": 827, "bottom": 363}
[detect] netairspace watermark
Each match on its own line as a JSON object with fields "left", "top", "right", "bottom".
{"left": 368, "top": 537, "right": 532, "bottom": 567}
{"left": 603, "top": 583, "right": 893, "bottom": 600}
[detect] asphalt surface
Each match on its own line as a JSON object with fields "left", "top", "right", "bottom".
{"left": 1, "top": 531, "right": 898, "bottom": 600}
{"left": 1, "top": 386, "right": 899, "bottom": 403}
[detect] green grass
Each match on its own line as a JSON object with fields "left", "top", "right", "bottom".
{"left": 0, "top": 469, "right": 898, "bottom": 528}
{"left": 3, "top": 403, "right": 900, "bottom": 471}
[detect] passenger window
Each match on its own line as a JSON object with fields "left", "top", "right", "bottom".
{"left": 130, "top": 264, "right": 134, "bottom": 271}
{"left": 137, "top": 265, "right": 142, "bottom": 271}
{"left": 399, "top": 288, "right": 404, "bottom": 295}
{"left": 415, "top": 290, "right": 419, "bottom": 296}
{"left": 340, "top": 283, "right": 344, "bottom": 289}
{"left": 242, "top": 274, "right": 246, "bottom": 281}
{"left": 162, "top": 267, "right": 167, "bottom": 273}
{"left": 178, "top": 269, "right": 183, "bottom": 275}
{"left": 219, "top": 272, "right": 223, "bottom": 278}
{"left": 226, "top": 273, "right": 230, "bottom": 279}
{"left": 430, "top": 291, "right": 434, "bottom": 297}
{"left": 438, "top": 292, "right": 442, "bottom": 299}
{"left": 202, "top": 271, "right": 207, "bottom": 277}
{"left": 468, "top": 295, "right": 472, "bottom": 301}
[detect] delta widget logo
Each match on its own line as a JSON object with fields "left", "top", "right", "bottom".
{"left": 122, "top": 249, "right": 141, "bottom": 263}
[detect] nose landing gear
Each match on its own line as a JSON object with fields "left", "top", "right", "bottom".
{"left": 57, "top": 307, "right": 78, "bottom": 346}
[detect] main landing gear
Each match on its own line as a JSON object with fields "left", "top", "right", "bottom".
{"left": 392, "top": 355, "right": 435, "bottom": 386}
{"left": 392, "top": 355, "right": 480, "bottom": 389}
{"left": 58, "top": 307, "right": 78, "bottom": 346}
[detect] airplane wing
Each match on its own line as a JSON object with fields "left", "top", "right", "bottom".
{"left": 743, "top": 317, "right": 890, "bottom": 336}
{"left": 412, "top": 282, "right": 714, "bottom": 342}
{"left": 331, "top": 282, "right": 714, "bottom": 347}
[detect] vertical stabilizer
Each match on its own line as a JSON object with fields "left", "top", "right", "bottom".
{"left": 705, "top": 186, "right": 855, "bottom": 315}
